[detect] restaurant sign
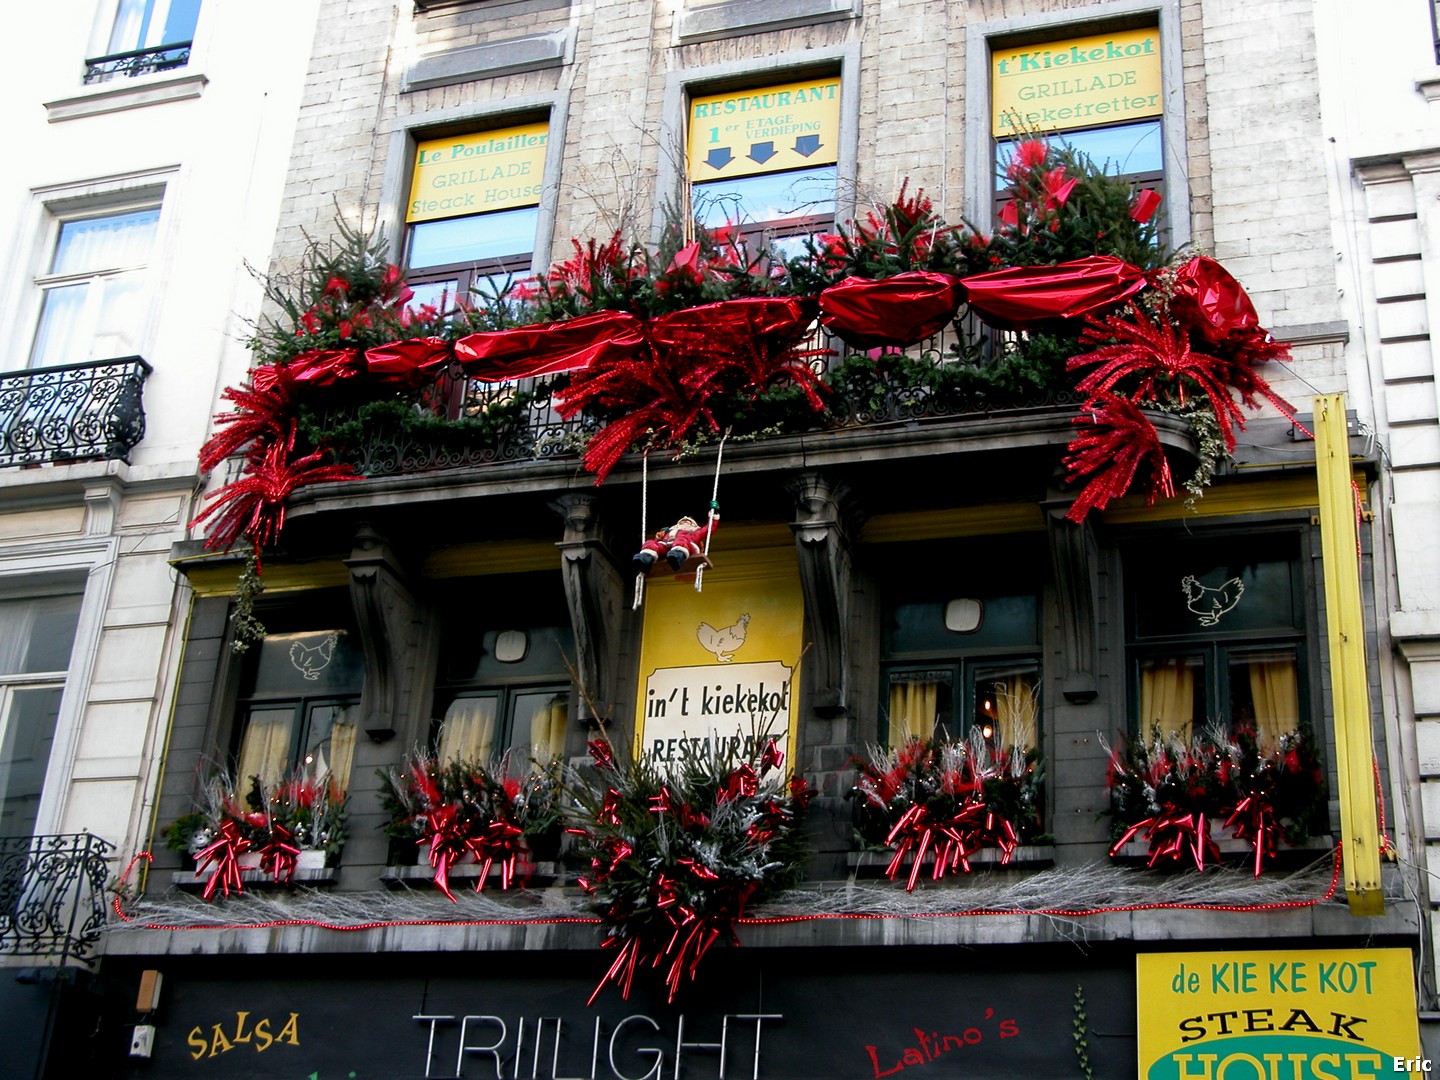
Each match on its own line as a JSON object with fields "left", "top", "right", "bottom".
{"left": 1137, "top": 948, "right": 1424, "bottom": 1079}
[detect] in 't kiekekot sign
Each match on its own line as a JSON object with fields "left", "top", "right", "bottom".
{"left": 992, "top": 28, "right": 1162, "bottom": 137}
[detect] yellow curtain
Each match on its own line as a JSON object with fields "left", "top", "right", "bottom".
{"left": 438, "top": 697, "right": 498, "bottom": 764}
{"left": 889, "top": 677, "right": 940, "bottom": 744}
{"left": 1139, "top": 657, "right": 1196, "bottom": 731}
{"left": 237, "top": 709, "right": 293, "bottom": 789}
{"left": 326, "top": 715, "right": 357, "bottom": 794}
{"left": 1247, "top": 654, "right": 1299, "bottom": 744}
{"left": 529, "top": 695, "right": 569, "bottom": 761}
{"left": 991, "top": 675, "right": 1038, "bottom": 751}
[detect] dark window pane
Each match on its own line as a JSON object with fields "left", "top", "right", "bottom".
{"left": 0, "top": 687, "right": 64, "bottom": 839}
{"left": 409, "top": 206, "right": 538, "bottom": 270}
{"left": 0, "top": 595, "right": 82, "bottom": 676}
{"left": 995, "top": 120, "right": 1162, "bottom": 189}
{"left": 884, "top": 594, "right": 1039, "bottom": 657}
{"left": 247, "top": 630, "right": 364, "bottom": 696}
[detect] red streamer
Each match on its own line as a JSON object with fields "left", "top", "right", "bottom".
{"left": 962, "top": 255, "right": 1149, "bottom": 331}
{"left": 817, "top": 272, "right": 964, "bottom": 348}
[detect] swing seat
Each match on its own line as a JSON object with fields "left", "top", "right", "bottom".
{"left": 666, "top": 554, "right": 712, "bottom": 583}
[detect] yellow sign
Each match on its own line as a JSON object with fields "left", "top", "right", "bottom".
{"left": 688, "top": 77, "right": 840, "bottom": 181}
{"left": 1137, "top": 949, "right": 1424, "bottom": 1079}
{"left": 992, "top": 28, "right": 1161, "bottom": 137}
{"left": 407, "top": 122, "right": 549, "bottom": 223}
{"left": 634, "top": 546, "right": 802, "bottom": 770}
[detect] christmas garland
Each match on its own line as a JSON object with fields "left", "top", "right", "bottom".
{"left": 1104, "top": 725, "right": 1326, "bottom": 875}
{"left": 195, "top": 141, "right": 1300, "bottom": 559}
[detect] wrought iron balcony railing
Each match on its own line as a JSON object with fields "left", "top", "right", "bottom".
{"left": 0, "top": 833, "right": 114, "bottom": 964}
{"left": 84, "top": 42, "right": 193, "bottom": 83}
{"left": 0, "top": 356, "right": 151, "bottom": 468}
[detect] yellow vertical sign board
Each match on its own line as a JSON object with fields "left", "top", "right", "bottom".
{"left": 1136, "top": 949, "right": 1424, "bottom": 1079}
{"left": 634, "top": 547, "right": 802, "bottom": 770}
{"left": 407, "top": 122, "right": 549, "bottom": 223}
{"left": 992, "top": 27, "right": 1162, "bottom": 136}
{"left": 688, "top": 77, "right": 841, "bottom": 181}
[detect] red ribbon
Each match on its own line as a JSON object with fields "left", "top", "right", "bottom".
{"left": 962, "top": 255, "right": 1149, "bottom": 331}
{"left": 195, "top": 820, "right": 251, "bottom": 901}
{"left": 1110, "top": 807, "right": 1218, "bottom": 871}
{"left": 256, "top": 823, "right": 302, "bottom": 885}
{"left": 817, "top": 272, "right": 964, "bottom": 349}
{"left": 455, "top": 311, "right": 646, "bottom": 382}
{"left": 364, "top": 336, "right": 453, "bottom": 388}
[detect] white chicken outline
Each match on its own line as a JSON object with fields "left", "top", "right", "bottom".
{"left": 288, "top": 632, "right": 338, "bottom": 680}
{"left": 1180, "top": 575, "right": 1245, "bottom": 627}
{"left": 696, "top": 613, "right": 750, "bottom": 663}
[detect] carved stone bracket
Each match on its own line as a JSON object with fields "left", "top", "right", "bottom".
{"left": 552, "top": 493, "right": 625, "bottom": 723}
{"left": 788, "top": 473, "right": 861, "bottom": 718}
{"left": 1044, "top": 499, "right": 1101, "bottom": 703}
{"left": 345, "top": 524, "right": 428, "bottom": 737}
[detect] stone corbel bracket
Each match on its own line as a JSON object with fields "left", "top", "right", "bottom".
{"left": 1043, "top": 498, "right": 1101, "bottom": 704}
{"left": 552, "top": 493, "right": 624, "bottom": 723}
{"left": 346, "top": 525, "right": 429, "bottom": 737}
{"left": 789, "top": 472, "right": 863, "bottom": 718}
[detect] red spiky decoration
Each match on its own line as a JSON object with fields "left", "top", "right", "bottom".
{"left": 1062, "top": 392, "right": 1174, "bottom": 523}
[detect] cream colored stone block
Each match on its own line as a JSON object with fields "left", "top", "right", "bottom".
{"left": 87, "top": 625, "right": 168, "bottom": 701}
{"left": 106, "top": 552, "right": 182, "bottom": 625}
{"left": 73, "top": 700, "right": 152, "bottom": 768}
{"left": 118, "top": 494, "right": 186, "bottom": 530}
{"left": 1376, "top": 298, "right": 1429, "bottom": 340}
{"left": 1417, "top": 720, "right": 1440, "bottom": 776}
{"left": 1370, "top": 217, "right": 1423, "bottom": 260}
{"left": 59, "top": 779, "right": 140, "bottom": 846}
{"left": 0, "top": 508, "right": 85, "bottom": 543}
{"left": 1373, "top": 259, "right": 1426, "bottom": 301}
{"left": 1394, "top": 500, "right": 1440, "bottom": 611}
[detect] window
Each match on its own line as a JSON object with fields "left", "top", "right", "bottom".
{"left": 1125, "top": 533, "right": 1308, "bottom": 742}
{"left": 30, "top": 205, "right": 160, "bottom": 369}
{"left": 686, "top": 77, "right": 840, "bottom": 259}
{"left": 431, "top": 576, "right": 574, "bottom": 765}
{"left": 990, "top": 27, "right": 1164, "bottom": 217}
{"left": 405, "top": 122, "right": 549, "bottom": 311}
{"left": 86, "top": 0, "right": 201, "bottom": 82}
{"left": 232, "top": 597, "right": 364, "bottom": 795}
{"left": 0, "top": 594, "right": 81, "bottom": 839}
{"left": 878, "top": 539, "right": 1043, "bottom": 750}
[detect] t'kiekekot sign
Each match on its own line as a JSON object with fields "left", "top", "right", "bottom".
{"left": 992, "top": 28, "right": 1162, "bottom": 137}
{"left": 634, "top": 547, "right": 802, "bottom": 770}
{"left": 1136, "top": 948, "right": 1425, "bottom": 1079}
{"left": 407, "top": 122, "right": 549, "bottom": 223}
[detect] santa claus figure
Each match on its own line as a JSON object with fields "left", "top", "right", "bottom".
{"left": 632, "top": 514, "right": 716, "bottom": 574}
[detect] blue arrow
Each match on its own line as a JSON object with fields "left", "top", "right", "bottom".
{"left": 705, "top": 147, "right": 734, "bottom": 171}
{"left": 793, "top": 134, "right": 822, "bottom": 157}
{"left": 747, "top": 141, "right": 777, "bottom": 164}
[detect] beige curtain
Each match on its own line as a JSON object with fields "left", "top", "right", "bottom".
{"left": 529, "top": 695, "right": 569, "bottom": 761}
{"left": 1139, "top": 657, "right": 1196, "bottom": 731}
{"left": 1246, "top": 653, "right": 1299, "bottom": 744}
{"left": 990, "top": 675, "right": 1038, "bottom": 751}
{"left": 888, "top": 676, "right": 941, "bottom": 744}
{"left": 326, "top": 714, "right": 357, "bottom": 794}
{"left": 438, "top": 697, "right": 498, "bottom": 764}
{"left": 237, "top": 708, "right": 294, "bottom": 789}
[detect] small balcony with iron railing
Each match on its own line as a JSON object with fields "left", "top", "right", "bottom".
{"left": 0, "top": 833, "right": 114, "bottom": 966}
{"left": 0, "top": 357, "right": 151, "bottom": 469}
{"left": 84, "top": 41, "right": 193, "bottom": 83}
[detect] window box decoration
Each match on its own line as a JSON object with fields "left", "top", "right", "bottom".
{"left": 851, "top": 731, "right": 1045, "bottom": 891}
{"left": 165, "top": 772, "right": 348, "bottom": 900}
{"left": 569, "top": 737, "right": 813, "bottom": 1004}
{"left": 1104, "top": 726, "right": 1326, "bottom": 875}
{"left": 378, "top": 754, "right": 564, "bottom": 900}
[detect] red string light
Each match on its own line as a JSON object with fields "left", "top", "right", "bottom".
{"left": 112, "top": 847, "right": 1346, "bottom": 934}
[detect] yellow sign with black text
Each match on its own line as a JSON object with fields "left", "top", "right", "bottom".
{"left": 634, "top": 546, "right": 802, "bottom": 770}
{"left": 407, "top": 122, "right": 549, "bottom": 223}
{"left": 1136, "top": 949, "right": 1424, "bottom": 1079}
{"left": 992, "top": 27, "right": 1161, "bottom": 137}
{"left": 688, "top": 78, "right": 840, "bottom": 182}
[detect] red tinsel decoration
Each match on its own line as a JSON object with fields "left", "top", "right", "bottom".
{"left": 1062, "top": 393, "right": 1174, "bottom": 522}
{"left": 1109, "top": 808, "right": 1219, "bottom": 872}
{"left": 191, "top": 422, "right": 360, "bottom": 551}
{"left": 197, "top": 373, "right": 300, "bottom": 475}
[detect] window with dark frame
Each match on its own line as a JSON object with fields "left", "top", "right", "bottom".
{"left": 686, "top": 76, "right": 840, "bottom": 262}
{"left": 430, "top": 576, "right": 575, "bottom": 766}
{"left": 1125, "top": 533, "right": 1309, "bottom": 743}
{"left": 230, "top": 594, "right": 364, "bottom": 797}
{"left": 878, "top": 538, "right": 1043, "bottom": 753}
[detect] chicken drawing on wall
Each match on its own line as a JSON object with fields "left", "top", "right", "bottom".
{"left": 697, "top": 613, "right": 750, "bottom": 663}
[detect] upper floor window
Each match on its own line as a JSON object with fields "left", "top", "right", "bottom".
{"left": 686, "top": 77, "right": 840, "bottom": 260}
{"left": 991, "top": 27, "right": 1164, "bottom": 218}
{"left": 86, "top": 0, "right": 201, "bottom": 83}
{"left": 405, "top": 122, "right": 549, "bottom": 311}
{"left": 879, "top": 538, "right": 1043, "bottom": 751}
{"left": 30, "top": 205, "right": 160, "bottom": 369}
{"left": 0, "top": 593, "right": 81, "bottom": 839}
{"left": 1125, "top": 533, "right": 1308, "bottom": 743}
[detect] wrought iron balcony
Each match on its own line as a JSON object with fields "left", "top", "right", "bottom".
{"left": 0, "top": 834, "right": 114, "bottom": 964}
{"left": 0, "top": 356, "right": 151, "bottom": 468}
{"left": 84, "top": 42, "right": 193, "bottom": 83}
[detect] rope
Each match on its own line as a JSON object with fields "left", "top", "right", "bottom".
{"left": 633, "top": 451, "right": 649, "bottom": 611}
{"left": 695, "top": 430, "right": 728, "bottom": 593}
